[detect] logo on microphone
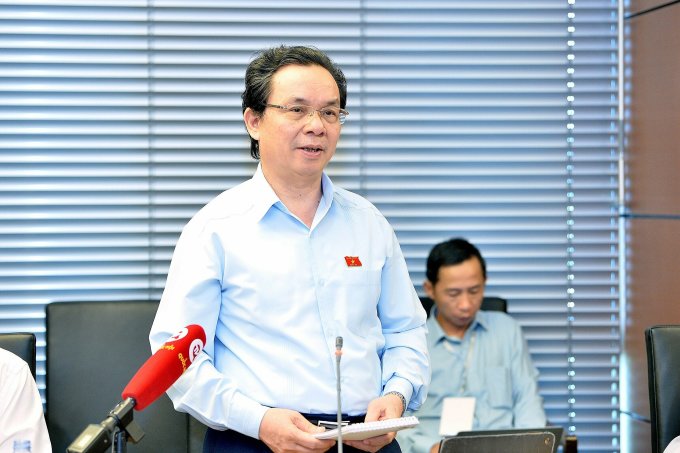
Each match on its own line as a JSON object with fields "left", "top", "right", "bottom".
{"left": 168, "top": 327, "right": 189, "bottom": 342}
{"left": 188, "top": 339, "right": 204, "bottom": 363}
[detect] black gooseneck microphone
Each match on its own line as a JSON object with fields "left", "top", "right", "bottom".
{"left": 335, "top": 336, "right": 343, "bottom": 453}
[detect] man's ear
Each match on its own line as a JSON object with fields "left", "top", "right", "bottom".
{"left": 423, "top": 280, "right": 434, "bottom": 299}
{"left": 243, "top": 107, "right": 261, "bottom": 141}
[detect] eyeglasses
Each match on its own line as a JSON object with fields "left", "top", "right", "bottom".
{"left": 265, "top": 104, "right": 348, "bottom": 125}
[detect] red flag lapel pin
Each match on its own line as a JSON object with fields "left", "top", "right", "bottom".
{"left": 344, "top": 256, "right": 362, "bottom": 267}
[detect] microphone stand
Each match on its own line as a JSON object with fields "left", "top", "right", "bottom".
{"left": 335, "top": 337, "right": 343, "bottom": 453}
{"left": 67, "top": 397, "right": 145, "bottom": 453}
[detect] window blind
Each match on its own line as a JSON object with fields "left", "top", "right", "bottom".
{"left": 0, "top": 1, "right": 620, "bottom": 451}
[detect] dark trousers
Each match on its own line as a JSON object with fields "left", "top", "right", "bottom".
{"left": 203, "top": 414, "right": 402, "bottom": 453}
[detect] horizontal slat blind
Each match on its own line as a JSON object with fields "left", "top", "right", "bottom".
{"left": 1, "top": 1, "right": 155, "bottom": 401}
{"left": 359, "top": 3, "right": 619, "bottom": 452}
{"left": 0, "top": 1, "right": 619, "bottom": 451}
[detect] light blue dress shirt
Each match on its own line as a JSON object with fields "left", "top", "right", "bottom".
{"left": 150, "top": 165, "right": 430, "bottom": 439}
{"left": 398, "top": 308, "right": 546, "bottom": 453}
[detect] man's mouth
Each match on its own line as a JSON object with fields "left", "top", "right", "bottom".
{"left": 300, "top": 146, "right": 323, "bottom": 153}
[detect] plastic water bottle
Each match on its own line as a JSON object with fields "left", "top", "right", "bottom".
{"left": 13, "top": 440, "right": 31, "bottom": 452}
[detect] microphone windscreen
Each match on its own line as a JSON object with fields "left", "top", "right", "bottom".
{"left": 122, "top": 324, "right": 206, "bottom": 411}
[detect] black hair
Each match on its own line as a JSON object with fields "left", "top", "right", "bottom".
{"left": 425, "top": 237, "right": 487, "bottom": 284}
{"left": 241, "top": 45, "right": 347, "bottom": 159}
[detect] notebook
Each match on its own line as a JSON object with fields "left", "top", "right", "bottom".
{"left": 455, "top": 426, "right": 564, "bottom": 453}
{"left": 312, "top": 416, "right": 419, "bottom": 441}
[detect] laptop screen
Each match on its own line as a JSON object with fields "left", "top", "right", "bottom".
{"left": 455, "top": 426, "right": 564, "bottom": 453}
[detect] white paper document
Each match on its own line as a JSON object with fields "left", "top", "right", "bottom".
{"left": 313, "top": 416, "right": 419, "bottom": 441}
{"left": 438, "top": 397, "right": 476, "bottom": 436}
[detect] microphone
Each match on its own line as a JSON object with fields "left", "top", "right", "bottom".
{"left": 122, "top": 324, "right": 206, "bottom": 410}
{"left": 67, "top": 325, "right": 206, "bottom": 453}
{"left": 335, "top": 336, "right": 343, "bottom": 453}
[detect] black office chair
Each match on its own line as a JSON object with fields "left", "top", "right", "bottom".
{"left": 440, "top": 431, "right": 555, "bottom": 453}
{"left": 420, "top": 295, "right": 508, "bottom": 317}
{"left": 0, "top": 332, "right": 36, "bottom": 379}
{"left": 46, "top": 301, "right": 206, "bottom": 453}
{"left": 646, "top": 325, "right": 680, "bottom": 453}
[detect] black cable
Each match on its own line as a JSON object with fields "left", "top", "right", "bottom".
{"left": 625, "top": 0, "right": 680, "bottom": 19}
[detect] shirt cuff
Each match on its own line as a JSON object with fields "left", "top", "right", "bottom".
{"left": 382, "top": 376, "right": 413, "bottom": 411}
{"left": 226, "top": 391, "right": 269, "bottom": 439}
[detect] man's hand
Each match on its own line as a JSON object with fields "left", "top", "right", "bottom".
{"left": 259, "top": 408, "right": 336, "bottom": 453}
{"left": 344, "top": 393, "right": 404, "bottom": 453}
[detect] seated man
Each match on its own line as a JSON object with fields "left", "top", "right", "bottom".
{"left": 0, "top": 347, "right": 51, "bottom": 452}
{"left": 398, "top": 238, "right": 546, "bottom": 453}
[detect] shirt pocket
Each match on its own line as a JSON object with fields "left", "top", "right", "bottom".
{"left": 331, "top": 268, "right": 382, "bottom": 338}
{"left": 340, "top": 266, "right": 381, "bottom": 287}
{"left": 485, "top": 366, "right": 512, "bottom": 409}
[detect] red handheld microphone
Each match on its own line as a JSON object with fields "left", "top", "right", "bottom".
{"left": 122, "top": 324, "right": 206, "bottom": 411}
{"left": 67, "top": 325, "right": 207, "bottom": 452}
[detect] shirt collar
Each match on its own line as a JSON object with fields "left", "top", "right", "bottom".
{"left": 427, "top": 306, "right": 489, "bottom": 348}
{"left": 249, "top": 164, "right": 280, "bottom": 222}
{"left": 315, "top": 172, "right": 334, "bottom": 222}
{"left": 249, "top": 163, "right": 335, "bottom": 224}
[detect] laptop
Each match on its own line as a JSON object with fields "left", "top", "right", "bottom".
{"left": 441, "top": 432, "right": 556, "bottom": 453}
{"left": 455, "top": 426, "right": 564, "bottom": 453}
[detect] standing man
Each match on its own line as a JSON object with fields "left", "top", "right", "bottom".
{"left": 398, "top": 238, "right": 545, "bottom": 453}
{"left": 0, "top": 347, "right": 52, "bottom": 452}
{"left": 150, "top": 45, "right": 430, "bottom": 453}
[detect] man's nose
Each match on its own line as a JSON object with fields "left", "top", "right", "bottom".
{"left": 458, "top": 293, "right": 473, "bottom": 310}
{"left": 304, "top": 109, "right": 326, "bottom": 131}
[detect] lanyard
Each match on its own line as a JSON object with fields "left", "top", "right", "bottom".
{"left": 443, "top": 330, "right": 477, "bottom": 395}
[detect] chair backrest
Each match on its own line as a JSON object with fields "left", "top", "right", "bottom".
{"left": 440, "top": 431, "right": 555, "bottom": 453}
{"left": 0, "top": 332, "right": 36, "bottom": 379}
{"left": 420, "top": 296, "right": 508, "bottom": 317}
{"left": 646, "top": 325, "right": 680, "bottom": 453}
{"left": 46, "top": 301, "right": 206, "bottom": 453}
